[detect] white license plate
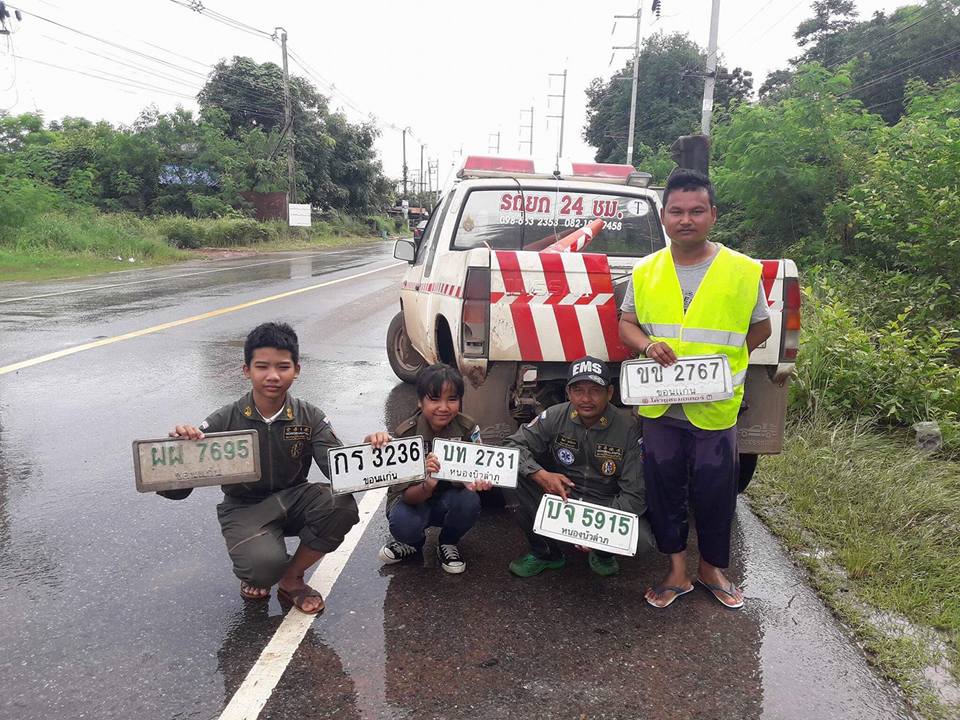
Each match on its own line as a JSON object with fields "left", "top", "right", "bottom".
{"left": 327, "top": 436, "right": 425, "bottom": 494}
{"left": 619, "top": 354, "right": 733, "bottom": 406}
{"left": 431, "top": 439, "right": 519, "bottom": 488}
{"left": 533, "top": 494, "right": 641, "bottom": 556}
{"left": 133, "top": 430, "right": 260, "bottom": 493}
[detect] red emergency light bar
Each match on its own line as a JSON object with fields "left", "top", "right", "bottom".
{"left": 570, "top": 162, "right": 634, "bottom": 179}
{"left": 458, "top": 156, "right": 537, "bottom": 178}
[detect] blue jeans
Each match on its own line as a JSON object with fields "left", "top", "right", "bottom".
{"left": 387, "top": 486, "right": 481, "bottom": 547}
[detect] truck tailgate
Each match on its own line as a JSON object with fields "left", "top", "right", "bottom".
{"left": 488, "top": 250, "right": 631, "bottom": 362}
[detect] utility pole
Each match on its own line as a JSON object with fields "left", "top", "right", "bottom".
{"left": 419, "top": 143, "right": 425, "bottom": 196}
{"left": 547, "top": 69, "right": 568, "bottom": 158}
{"left": 613, "top": 2, "right": 643, "bottom": 166}
{"left": 488, "top": 131, "right": 501, "bottom": 154}
{"left": 701, "top": 0, "right": 721, "bottom": 135}
{"left": 402, "top": 127, "right": 408, "bottom": 197}
{"left": 520, "top": 106, "right": 534, "bottom": 155}
{"left": 277, "top": 27, "right": 296, "bottom": 203}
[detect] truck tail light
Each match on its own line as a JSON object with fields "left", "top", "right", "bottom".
{"left": 569, "top": 162, "right": 635, "bottom": 180}
{"left": 782, "top": 276, "right": 801, "bottom": 362}
{"left": 461, "top": 268, "right": 490, "bottom": 357}
{"left": 458, "top": 156, "right": 537, "bottom": 178}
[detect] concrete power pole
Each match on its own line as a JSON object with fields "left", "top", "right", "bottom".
{"left": 701, "top": 0, "right": 721, "bottom": 135}
{"left": 520, "top": 106, "right": 534, "bottom": 154}
{"left": 402, "top": 128, "right": 408, "bottom": 196}
{"left": 420, "top": 143, "right": 425, "bottom": 195}
{"left": 547, "top": 69, "right": 568, "bottom": 158}
{"left": 613, "top": 2, "right": 643, "bottom": 166}
{"left": 277, "top": 28, "right": 295, "bottom": 203}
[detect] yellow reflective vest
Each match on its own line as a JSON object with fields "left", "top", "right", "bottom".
{"left": 632, "top": 244, "right": 762, "bottom": 430}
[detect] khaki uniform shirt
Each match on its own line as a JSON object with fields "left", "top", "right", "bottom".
{"left": 386, "top": 411, "right": 481, "bottom": 513}
{"left": 503, "top": 401, "right": 646, "bottom": 516}
{"left": 203, "top": 391, "right": 341, "bottom": 502}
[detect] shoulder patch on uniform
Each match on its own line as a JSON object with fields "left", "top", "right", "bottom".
{"left": 469, "top": 425, "right": 482, "bottom": 443}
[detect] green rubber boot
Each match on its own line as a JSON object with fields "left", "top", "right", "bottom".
{"left": 588, "top": 551, "right": 620, "bottom": 577}
{"left": 509, "top": 552, "right": 566, "bottom": 577}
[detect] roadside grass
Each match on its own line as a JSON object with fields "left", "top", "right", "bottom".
{"left": 0, "top": 209, "right": 395, "bottom": 283}
{"left": 749, "top": 416, "right": 960, "bottom": 718}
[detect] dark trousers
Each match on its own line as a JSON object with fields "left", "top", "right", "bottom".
{"left": 217, "top": 483, "right": 359, "bottom": 589}
{"left": 387, "top": 486, "right": 481, "bottom": 547}
{"left": 642, "top": 415, "right": 738, "bottom": 568}
{"left": 515, "top": 476, "right": 618, "bottom": 560}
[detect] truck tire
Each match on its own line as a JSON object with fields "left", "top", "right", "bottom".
{"left": 738, "top": 453, "right": 758, "bottom": 493}
{"left": 386, "top": 312, "right": 428, "bottom": 383}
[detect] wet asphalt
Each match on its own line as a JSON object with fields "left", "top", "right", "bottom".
{"left": 0, "top": 243, "right": 912, "bottom": 719}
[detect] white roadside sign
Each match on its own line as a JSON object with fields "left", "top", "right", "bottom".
{"left": 133, "top": 430, "right": 260, "bottom": 493}
{"left": 327, "top": 436, "right": 424, "bottom": 495}
{"left": 620, "top": 354, "right": 733, "bottom": 406}
{"left": 432, "top": 438, "right": 519, "bottom": 488}
{"left": 533, "top": 494, "right": 641, "bottom": 556}
{"left": 288, "top": 203, "right": 312, "bottom": 227}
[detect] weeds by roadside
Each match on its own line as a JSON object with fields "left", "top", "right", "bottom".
{"left": 749, "top": 416, "right": 960, "bottom": 719}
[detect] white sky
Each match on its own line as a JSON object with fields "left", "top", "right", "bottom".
{"left": 0, "top": 0, "right": 909, "bottom": 187}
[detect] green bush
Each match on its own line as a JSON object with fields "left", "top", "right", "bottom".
{"left": 0, "top": 178, "right": 65, "bottom": 237}
{"left": 791, "top": 268, "right": 960, "bottom": 451}
{"left": 157, "top": 215, "right": 206, "bottom": 249}
{"left": 205, "top": 217, "right": 277, "bottom": 247}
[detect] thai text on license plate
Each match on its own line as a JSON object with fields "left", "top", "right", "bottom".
{"left": 431, "top": 438, "right": 519, "bottom": 488}
{"left": 327, "top": 436, "right": 425, "bottom": 495}
{"left": 619, "top": 354, "right": 733, "bottom": 406}
{"left": 133, "top": 430, "right": 260, "bottom": 493}
{"left": 533, "top": 494, "right": 641, "bottom": 556}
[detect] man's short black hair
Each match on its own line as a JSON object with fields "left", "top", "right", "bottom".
{"left": 663, "top": 169, "right": 715, "bottom": 208}
{"left": 416, "top": 363, "right": 464, "bottom": 400}
{"left": 244, "top": 322, "right": 299, "bottom": 366}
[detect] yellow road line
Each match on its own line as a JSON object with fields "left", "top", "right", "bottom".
{"left": 0, "top": 262, "right": 403, "bottom": 377}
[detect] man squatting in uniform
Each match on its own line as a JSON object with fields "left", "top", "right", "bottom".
{"left": 376, "top": 363, "right": 493, "bottom": 574}
{"left": 505, "top": 356, "right": 653, "bottom": 578}
{"left": 619, "top": 170, "right": 772, "bottom": 609}
{"left": 159, "top": 322, "right": 389, "bottom": 614}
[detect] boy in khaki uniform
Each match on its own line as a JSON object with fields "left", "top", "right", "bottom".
{"left": 161, "top": 322, "right": 385, "bottom": 614}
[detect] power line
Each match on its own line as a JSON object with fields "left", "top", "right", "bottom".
{"left": 11, "top": 53, "right": 196, "bottom": 99}
{"left": 166, "top": 0, "right": 273, "bottom": 39}
{"left": 841, "top": 40, "right": 960, "bottom": 96}
{"left": 717, "top": 0, "right": 779, "bottom": 50}
{"left": 825, "top": 5, "right": 946, "bottom": 70}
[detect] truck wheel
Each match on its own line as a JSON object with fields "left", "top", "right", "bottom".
{"left": 738, "top": 453, "right": 758, "bottom": 493}
{"left": 386, "top": 312, "right": 428, "bottom": 383}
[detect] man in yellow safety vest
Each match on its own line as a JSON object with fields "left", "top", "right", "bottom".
{"left": 619, "top": 169, "right": 772, "bottom": 610}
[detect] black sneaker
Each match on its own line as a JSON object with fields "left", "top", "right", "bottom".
{"left": 436, "top": 543, "right": 465, "bottom": 574}
{"left": 378, "top": 540, "right": 418, "bottom": 564}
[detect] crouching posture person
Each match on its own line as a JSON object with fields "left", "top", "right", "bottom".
{"left": 159, "top": 322, "right": 368, "bottom": 615}
{"left": 378, "top": 364, "right": 492, "bottom": 574}
{"left": 505, "top": 356, "right": 653, "bottom": 578}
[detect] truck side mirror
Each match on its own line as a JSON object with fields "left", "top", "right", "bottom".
{"left": 394, "top": 238, "right": 416, "bottom": 263}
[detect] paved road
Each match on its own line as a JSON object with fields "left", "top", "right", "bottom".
{"left": 0, "top": 244, "right": 912, "bottom": 719}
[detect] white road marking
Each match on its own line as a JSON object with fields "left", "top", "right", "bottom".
{"left": 0, "top": 262, "right": 404, "bottom": 376}
{"left": 218, "top": 488, "right": 385, "bottom": 720}
{"left": 0, "top": 251, "right": 368, "bottom": 304}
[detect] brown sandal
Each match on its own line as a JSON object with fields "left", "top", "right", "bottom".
{"left": 278, "top": 584, "right": 325, "bottom": 615}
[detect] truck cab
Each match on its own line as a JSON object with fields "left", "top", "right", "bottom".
{"left": 389, "top": 155, "right": 799, "bottom": 460}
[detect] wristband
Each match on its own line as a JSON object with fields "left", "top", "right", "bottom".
{"left": 643, "top": 341, "right": 658, "bottom": 357}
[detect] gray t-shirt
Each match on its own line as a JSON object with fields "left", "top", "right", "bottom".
{"left": 619, "top": 251, "right": 769, "bottom": 421}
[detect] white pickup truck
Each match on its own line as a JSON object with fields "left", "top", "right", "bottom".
{"left": 388, "top": 155, "right": 800, "bottom": 476}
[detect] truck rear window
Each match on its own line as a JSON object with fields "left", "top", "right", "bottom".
{"left": 451, "top": 188, "right": 665, "bottom": 257}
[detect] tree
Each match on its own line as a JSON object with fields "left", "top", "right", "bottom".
{"left": 583, "top": 32, "right": 753, "bottom": 165}
{"left": 197, "top": 56, "right": 389, "bottom": 212}
{"left": 793, "top": 0, "right": 859, "bottom": 66}
{"left": 711, "top": 65, "right": 880, "bottom": 258}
